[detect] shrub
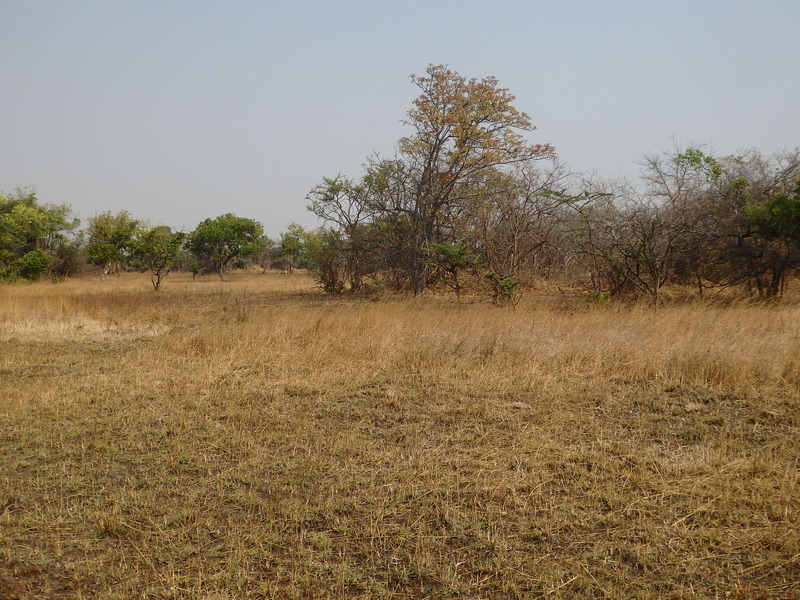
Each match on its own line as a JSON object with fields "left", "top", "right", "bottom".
{"left": 15, "top": 249, "right": 52, "bottom": 280}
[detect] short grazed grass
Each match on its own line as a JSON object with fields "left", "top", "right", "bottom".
{"left": 1, "top": 273, "right": 799, "bottom": 599}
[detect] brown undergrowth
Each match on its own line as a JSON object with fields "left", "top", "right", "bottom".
{"left": 1, "top": 273, "right": 798, "bottom": 598}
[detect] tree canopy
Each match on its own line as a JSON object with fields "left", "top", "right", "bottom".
{"left": 186, "top": 214, "right": 265, "bottom": 279}
{"left": 85, "top": 211, "right": 140, "bottom": 278}
{"left": 0, "top": 190, "right": 80, "bottom": 281}
{"left": 130, "top": 225, "right": 185, "bottom": 290}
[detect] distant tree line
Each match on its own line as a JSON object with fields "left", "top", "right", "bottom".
{"left": 3, "top": 65, "right": 799, "bottom": 300}
{"left": 0, "top": 196, "right": 269, "bottom": 290}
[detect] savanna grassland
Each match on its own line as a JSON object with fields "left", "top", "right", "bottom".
{"left": 1, "top": 273, "right": 799, "bottom": 599}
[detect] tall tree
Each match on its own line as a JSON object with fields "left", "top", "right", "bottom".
{"left": 397, "top": 64, "right": 555, "bottom": 293}
{"left": 308, "top": 65, "right": 555, "bottom": 295}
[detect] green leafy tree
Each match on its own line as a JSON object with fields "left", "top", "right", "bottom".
{"left": 129, "top": 225, "right": 186, "bottom": 291}
{"left": 14, "top": 250, "right": 52, "bottom": 281}
{"left": 747, "top": 181, "right": 800, "bottom": 244}
{"left": 307, "top": 169, "right": 397, "bottom": 292}
{"left": 186, "top": 214, "right": 265, "bottom": 280}
{"left": 745, "top": 179, "right": 800, "bottom": 296}
{"left": 698, "top": 149, "right": 800, "bottom": 298}
{"left": 1, "top": 194, "right": 78, "bottom": 252}
{"left": 0, "top": 189, "right": 79, "bottom": 281}
{"left": 279, "top": 222, "right": 310, "bottom": 273}
{"left": 85, "top": 211, "right": 140, "bottom": 278}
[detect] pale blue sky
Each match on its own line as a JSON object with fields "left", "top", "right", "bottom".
{"left": 2, "top": 1, "right": 798, "bottom": 237}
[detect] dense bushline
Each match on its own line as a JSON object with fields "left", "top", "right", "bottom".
{"left": 303, "top": 66, "right": 800, "bottom": 302}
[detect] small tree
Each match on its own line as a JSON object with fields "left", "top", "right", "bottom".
{"left": 278, "top": 223, "right": 309, "bottom": 273}
{"left": 455, "top": 161, "right": 575, "bottom": 286}
{"left": 130, "top": 226, "right": 185, "bottom": 291}
{"left": 303, "top": 228, "right": 347, "bottom": 293}
{"left": 426, "top": 242, "right": 478, "bottom": 301}
{"left": 307, "top": 172, "right": 386, "bottom": 292}
{"left": 85, "top": 211, "right": 139, "bottom": 279}
{"left": 570, "top": 148, "right": 721, "bottom": 305}
{"left": 484, "top": 271, "right": 521, "bottom": 306}
{"left": 186, "top": 214, "right": 265, "bottom": 280}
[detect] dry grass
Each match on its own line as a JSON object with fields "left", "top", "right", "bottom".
{"left": 1, "top": 272, "right": 799, "bottom": 599}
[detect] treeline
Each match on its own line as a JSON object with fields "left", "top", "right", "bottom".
{"left": 3, "top": 65, "right": 799, "bottom": 300}
{"left": 301, "top": 65, "right": 800, "bottom": 302}
{"left": 0, "top": 198, "right": 269, "bottom": 290}
{"left": 302, "top": 146, "right": 800, "bottom": 303}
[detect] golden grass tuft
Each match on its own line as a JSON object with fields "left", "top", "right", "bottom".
{"left": 1, "top": 272, "right": 798, "bottom": 598}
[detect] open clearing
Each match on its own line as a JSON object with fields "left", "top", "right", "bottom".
{"left": 1, "top": 273, "right": 799, "bottom": 599}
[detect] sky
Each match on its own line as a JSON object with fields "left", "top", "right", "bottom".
{"left": 2, "top": 1, "right": 798, "bottom": 238}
